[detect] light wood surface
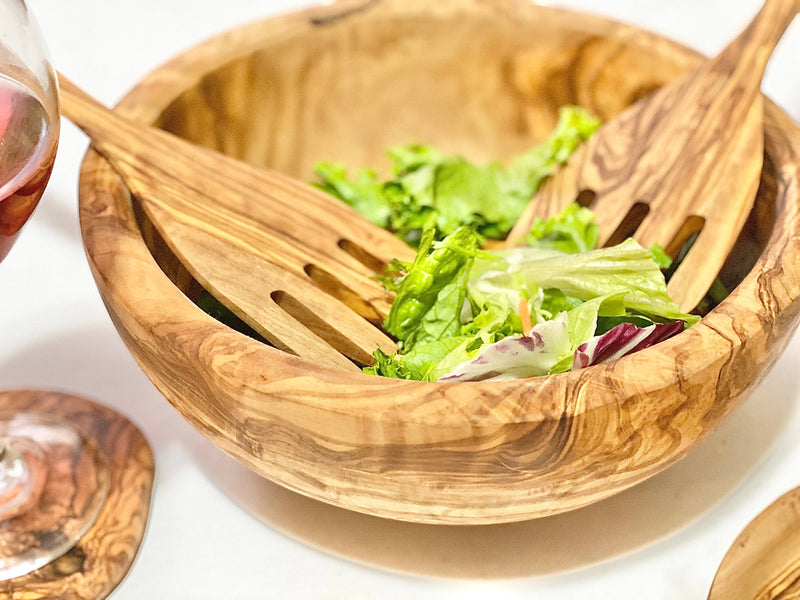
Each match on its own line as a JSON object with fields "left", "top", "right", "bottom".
{"left": 708, "top": 485, "right": 800, "bottom": 599}
{"left": 0, "top": 390, "right": 153, "bottom": 599}
{"left": 77, "top": 0, "right": 800, "bottom": 524}
{"left": 507, "top": 0, "right": 800, "bottom": 312}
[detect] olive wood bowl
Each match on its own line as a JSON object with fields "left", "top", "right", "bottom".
{"left": 77, "top": 0, "right": 800, "bottom": 524}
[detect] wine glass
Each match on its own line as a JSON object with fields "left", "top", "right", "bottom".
{"left": 0, "top": 0, "right": 108, "bottom": 581}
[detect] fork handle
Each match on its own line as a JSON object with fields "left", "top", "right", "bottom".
{"left": 717, "top": 0, "right": 800, "bottom": 78}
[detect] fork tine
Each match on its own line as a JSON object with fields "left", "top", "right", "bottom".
{"left": 139, "top": 187, "right": 396, "bottom": 367}
{"left": 665, "top": 228, "right": 730, "bottom": 312}
{"left": 238, "top": 294, "right": 362, "bottom": 371}
{"left": 265, "top": 279, "right": 394, "bottom": 366}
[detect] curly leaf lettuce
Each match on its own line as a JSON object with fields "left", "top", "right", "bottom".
{"left": 383, "top": 226, "right": 480, "bottom": 348}
{"left": 439, "top": 313, "right": 573, "bottom": 382}
{"left": 469, "top": 239, "right": 699, "bottom": 325}
{"left": 521, "top": 203, "right": 599, "bottom": 253}
{"left": 313, "top": 106, "right": 600, "bottom": 247}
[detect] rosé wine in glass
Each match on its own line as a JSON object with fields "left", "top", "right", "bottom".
{"left": 0, "top": 75, "right": 58, "bottom": 261}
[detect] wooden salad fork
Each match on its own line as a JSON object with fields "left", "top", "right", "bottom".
{"left": 708, "top": 484, "right": 800, "bottom": 599}
{"left": 59, "top": 75, "right": 414, "bottom": 371}
{"left": 507, "top": 0, "right": 800, "bottom": 313}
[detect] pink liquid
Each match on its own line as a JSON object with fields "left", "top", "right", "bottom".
{"left": 0, "top": 75, "right": 57, "bottom": 262}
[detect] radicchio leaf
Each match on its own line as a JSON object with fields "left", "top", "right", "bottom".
{"left": 571, "top": 321, "right": 684, "bottom": 370}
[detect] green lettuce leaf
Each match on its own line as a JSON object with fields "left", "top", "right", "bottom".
{"left": 522, "top": 203, "right": 599, "bottom": 253}
{"left": 438, "top": 313, "right": 574, "bottom": 381}
{"left": 383, "top": 226, "right": 480, "bottom": 349}
{"left": 313, "top": 106, "right": 600, "bottom": 247}
{"left": 363, "top": 348, "right": 417, "bottom": 379}
{"left": 506, "top": 105, "right": 602, "bottom": 195}
{"left": 647, "top": 243, "right": 673, "bottom": 270}
{"left": 312, "top": 163, "right": 392, "bottom": 228}
{"left": 436, "top": 293, "right": 629, "bottom": 381}
{"left": 364, "top": 336, "right": 469, "bottom": 381}
{"left": 470, "top": 238, "right": 699, "bottom": 325}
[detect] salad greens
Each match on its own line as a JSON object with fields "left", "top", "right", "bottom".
{"left": 314, "top": 106, "right": 601, "bottom": 247}
{"left": 313, "top": 106, "right": 699, "bottom": 382}
{"left": 363, "top": 211, "right": 697, "bottom": 382}
{"left": 382, "top": 227, "right": 479, "bottom": 348}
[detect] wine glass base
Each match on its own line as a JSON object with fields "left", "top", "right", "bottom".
{"left": 0, "top": 412, "right": 109, "bottom": 581}
{"left": 0, "top": 435, "right": 47, "bottom": 518}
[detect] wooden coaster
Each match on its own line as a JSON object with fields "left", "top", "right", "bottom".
{"left": 0, "top": 390, "right": 154, "bottom": 599}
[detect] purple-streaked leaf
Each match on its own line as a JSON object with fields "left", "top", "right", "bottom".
{"left": 438, "top": 314, "right": 571, "bottom": 382}
{"left": 572, "top": 321, "right": 684, "bottom": 370}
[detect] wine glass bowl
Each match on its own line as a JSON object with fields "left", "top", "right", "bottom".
{"left": 78, "top": 0, "right": 800, "bottom": 524}
{"left": 0, "top": 1, "right": 58, "bottom": 262}
{"left": 0, "top": 0, "right": 108, "bottom": 581}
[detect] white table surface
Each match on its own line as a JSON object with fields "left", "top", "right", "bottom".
{"left": 4, "top": 0, "right": 800, "bottom": 597}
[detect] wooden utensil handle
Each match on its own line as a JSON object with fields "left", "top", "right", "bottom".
{"left": 58, "top": 74, "right": 111, "bottom": 127}
{"left": 722, "top": 0, "right": 800, "bottom": 74}
{"left": 57, "top": 74, "right": 100, "bottom": 111}
{"left": 57, "top": 74, "right": 149, "bottom": 154}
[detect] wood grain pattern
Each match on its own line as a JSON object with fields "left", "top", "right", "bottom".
{"left": 77, "top": 0, "right": 800, "bottom": 524}
{"left": 59, "top": 76, "right": 408, "bottom": 371}
{"left": 709, "top": 485, "right": 800, "bottom": 600}
{"left": 507, "top": 0, "right": 800, "bottom": 312}
{"left": 0, "top": 390, "right": 153, "bottom": 599}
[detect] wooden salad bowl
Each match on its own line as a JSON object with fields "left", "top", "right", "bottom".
{"left": 77, "top": 0, "right": 800, "bottom": 524}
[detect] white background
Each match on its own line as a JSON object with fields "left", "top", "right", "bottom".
{"left": 3, "top": 0, "right": 800, "bottom": 597}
